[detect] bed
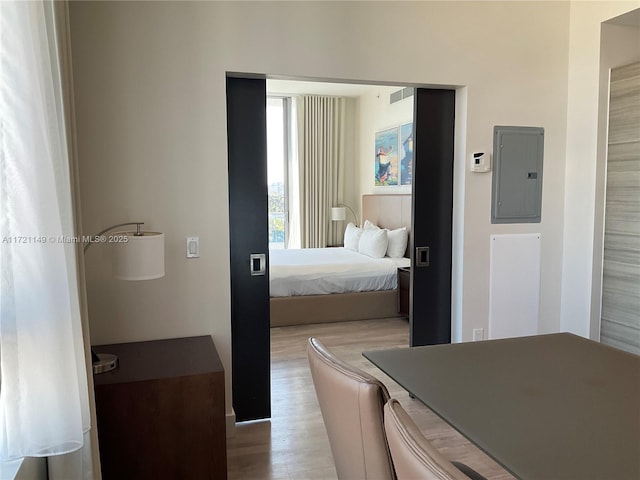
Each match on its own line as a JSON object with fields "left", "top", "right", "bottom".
{"left": 270, "top": 194, "right": 411, "bottom": 327}
{"left": 270, "top": 247, "right": 410, "bottom": 297}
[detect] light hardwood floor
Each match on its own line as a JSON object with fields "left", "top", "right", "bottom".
{"left": 227, "top": 318, "right": 515, "bottom": 480}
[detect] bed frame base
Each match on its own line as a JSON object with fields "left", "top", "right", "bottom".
{"left": 270, "top": 289, "right": 400, "bottom": 327}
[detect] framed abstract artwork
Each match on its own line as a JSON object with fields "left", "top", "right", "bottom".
{"left": 399, "top": 122, "right": 413, "bottom": 186}
{"left": 374, "top": 127, "right": 399, "bottom": 186}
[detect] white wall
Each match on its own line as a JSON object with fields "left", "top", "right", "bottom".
{"left": 69, "top": 0, "right": 576, "bottom": 417}
{"left": 357, "top": 86, "right": 414, "bottom": 206}
{"left": 561, "top": 1, "right": 640, "bottom": 339}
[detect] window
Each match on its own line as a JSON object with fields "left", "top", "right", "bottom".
{"left": 267, "top": 97, "right": 290, "bottom": 249}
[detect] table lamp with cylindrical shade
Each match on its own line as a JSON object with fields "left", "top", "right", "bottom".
{"left": 331, "top": 204, "right": 358, "bottom": 226}
{"left": 85, "top": 222, "right": 164, "bottom": 374}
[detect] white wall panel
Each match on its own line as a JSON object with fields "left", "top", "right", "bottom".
{"left": 489, "top": 234, "right": 541, "bottom": 339}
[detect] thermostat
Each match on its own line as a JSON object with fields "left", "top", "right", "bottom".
{"left": 471, "top": 152, "right": 491, "bottom": 173}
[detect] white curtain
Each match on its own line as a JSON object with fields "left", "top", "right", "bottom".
{"left": 296, "top": 96, "right": 346, "bottom": 248}
{"left": 0, "top": 0, "right": 92, "bottom": 476}
{"left": 287, "top": 98, "right": 301, "bottom": 249}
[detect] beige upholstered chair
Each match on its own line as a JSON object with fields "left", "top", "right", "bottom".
{"left": 384, "top": 399, "right": 487, "bottom": 480}
{"left": 307, "top": 337, "right": 396, "bottom": 480}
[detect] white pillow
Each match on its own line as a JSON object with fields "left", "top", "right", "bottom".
{"left": 386, "top": 227, "right": 409, "bottom": 258}
{"left": 363, "top": 219, "right": 380, "bottom": 230}
{"left": 344, "top": 222, "right": 363, "bottom": 251}
{"left": 358, "top": 228, "right": 389, "bottom": 258}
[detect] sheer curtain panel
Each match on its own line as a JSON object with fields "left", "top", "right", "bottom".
{"left": 296, "top": 96, "right": 346, "bottom": 248}
{"left": 287, "top": 98, "right": 301, "bottom": 249}
{"left": 0, "top": 0, "right": 92, "bottom": 475}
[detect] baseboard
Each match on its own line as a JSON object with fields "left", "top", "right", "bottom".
{"left": 226, "top": 410, "right": 236, "bottom": 438}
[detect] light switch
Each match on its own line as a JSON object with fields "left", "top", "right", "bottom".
{"left": 186, "top": 237, "right": 199, "bottom": 258}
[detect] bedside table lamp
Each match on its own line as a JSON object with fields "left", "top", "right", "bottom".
{"left": 85, "top": 222, "right": 165, "bottom": 374}
{"left": 331, "top": 204, "right": 358, "bottom": 226}
{"left": 331, "top": 206, "right": 346, "bottom": 222}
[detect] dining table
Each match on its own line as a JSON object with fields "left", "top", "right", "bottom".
{"left": 363, "top": 332, "right": 640, "bottom": 480}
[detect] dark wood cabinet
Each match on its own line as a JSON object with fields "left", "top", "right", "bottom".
{"left": 398, "top": 267, "right": 410, "bottom": 317}
{"left": 93, "top": 336, "right": 227, "bottom": 479}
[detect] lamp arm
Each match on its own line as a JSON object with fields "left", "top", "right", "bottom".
{"left": 83, "top": 222, "right": 144, "bottom": 253}
{"left": 335, "top": 204, "right": 358, "bottom": 227}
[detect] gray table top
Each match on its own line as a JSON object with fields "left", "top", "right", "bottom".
{"left": 363, "top": 333, "right": 640, "bottom": 480}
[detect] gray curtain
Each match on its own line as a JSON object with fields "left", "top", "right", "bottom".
{"left": 296, "top": 96, "right": 346, "bottom": 248}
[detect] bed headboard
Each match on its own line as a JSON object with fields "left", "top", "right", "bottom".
{"left": 361, "top": 194, "right": 411, "bottom": 257}
{"left": 361, "top": 194, "right": 411, "bottom": 231}
{"left": 361, "top": 194, "right": 412, "bottom": 256}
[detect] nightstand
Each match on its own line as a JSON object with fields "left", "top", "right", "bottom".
{"left": 398, "top": 267, "right": 410, "bottom": 317}
{"left": 93, "top": 336, "right": 227, "bottom": 479}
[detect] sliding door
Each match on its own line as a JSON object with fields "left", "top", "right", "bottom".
{"left": 410, "top": 88, "right": 455, "bottom": 346}
{"left": 227, "top": 76, "right": 271, "bottom": 421}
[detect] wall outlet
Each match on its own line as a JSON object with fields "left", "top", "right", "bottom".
{"left": 473, "top": 328, "right": 484, "bottom": 341}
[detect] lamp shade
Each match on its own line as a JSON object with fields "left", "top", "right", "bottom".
{"left": 331, "top": 207, "right": 346, "bottom": 221}
{"left": 112, "top": 231, "right": 165, "bottom": 280}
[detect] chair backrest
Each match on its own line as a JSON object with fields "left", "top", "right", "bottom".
{"left": 307, "top": 337, "right": 396, "bottom": 480}
{"left": 384, "top": 399, "right": 473, "bottom": 480}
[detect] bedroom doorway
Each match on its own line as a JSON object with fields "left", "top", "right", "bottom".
{"left": 228, "top": 75, "right": 456, "bottom": 422}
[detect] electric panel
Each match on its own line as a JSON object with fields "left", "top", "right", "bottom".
{"left": 491, "top": 126, "right": 544, "bottom": 224}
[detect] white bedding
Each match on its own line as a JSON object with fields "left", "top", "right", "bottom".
{"left": 269, "top": 247, "right": 410, "bottom": 297}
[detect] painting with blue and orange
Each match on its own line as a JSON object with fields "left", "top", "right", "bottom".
{"left": 375, "top": 127, "right": 399, "bottom": 186}
{"left": 400, "top": 122, "right": 413, "bottom": 186}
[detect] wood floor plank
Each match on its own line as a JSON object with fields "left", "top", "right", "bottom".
{"left": 227, "top": 318, "right": 515, "bottom": 480}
